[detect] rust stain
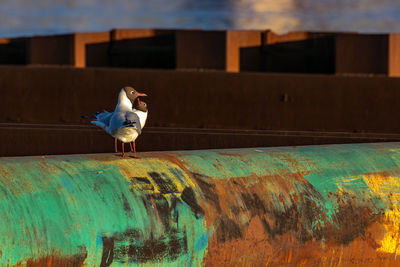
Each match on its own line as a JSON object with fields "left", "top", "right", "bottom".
{"left": 193, "top": 168, "right": 399, "bottom": 266}
{"left": 293, "top": 194, "right": 298, "bottom": 203}
{"left": 24, "top": 253, "right": 86, "bottom": 267}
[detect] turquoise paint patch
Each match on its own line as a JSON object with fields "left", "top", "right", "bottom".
{"left": 195, "top": 231, "right": 209, "bottom": 252}
{"left": 96, "top": 235, "right": 102, "bottom": 247}
{"left": 297, "top": 144, "right": 396, "bottom": 220}
{"left": 0, "top": 156, "right": 208, "bottom": 266}
{"left": 60, "top": 177, "right": 74, "bottom": 191}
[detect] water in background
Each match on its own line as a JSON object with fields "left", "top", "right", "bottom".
{"left": 1, "top": 0, "right": 400, "bottom": 38}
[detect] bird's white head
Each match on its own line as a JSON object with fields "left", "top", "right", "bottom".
{"left": 116, "top": 86, "right": 147, "bottom": 111}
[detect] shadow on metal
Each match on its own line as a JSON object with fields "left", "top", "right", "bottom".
{"left": 1, "top": 143, "right": 400, "bottom": 266}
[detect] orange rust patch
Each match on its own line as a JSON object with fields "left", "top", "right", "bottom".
{"left": 205, "top": 216, "right": 273, "bottom": 267}
{"left": 22, "top": 253, "right": 86, "bottom": 267}
{"left": 194, "top": 171, "right": 396, "bottom": 266}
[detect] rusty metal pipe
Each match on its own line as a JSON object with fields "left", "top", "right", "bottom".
{"left": 1, "top": 143, "right": 400, "bottom": 266}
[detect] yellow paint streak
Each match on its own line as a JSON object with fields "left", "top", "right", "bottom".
{"left": 340, "top": 176, "right": 363, "bottom": 183}
{"left": 364, "top": 174, "right": 400, "bottom": 254}
{"left": 379, "top": 208, "right": 400, "bottom": 254}
{"left": 102, "top": 158, "right": 196, "bottom": 196}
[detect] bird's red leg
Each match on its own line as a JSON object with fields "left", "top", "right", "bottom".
{"left": 115, "top": 138, "right": 118, "bottom": 153}
{"left": 134, "top": 141, "right": 137, "bottom": 158}
{"left": 130, "top": 142, "right": 133, "bottom": 152}
{"left": 121, "top": 142, "right": 126, "bottom": 157}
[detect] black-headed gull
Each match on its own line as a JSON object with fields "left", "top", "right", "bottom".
{"left": 91, "top": 86, "right": 148, "bottom": 157}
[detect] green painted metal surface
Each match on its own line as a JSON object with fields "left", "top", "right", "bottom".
{"left": 1, "top": 143, "right": 400, "bottom": 266}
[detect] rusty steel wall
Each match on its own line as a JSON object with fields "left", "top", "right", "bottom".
{"left": 2, "top": 66, "right": 400, "bottom": 133}
{"left": 1, "top": 143, "right": 400, "bottom": 266}
{"left": 2, "top": 30, "right": 400, "bottom": 76}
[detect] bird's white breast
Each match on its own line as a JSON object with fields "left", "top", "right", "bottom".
{"left": 113, "top": 127, "right": 139, "bottom": 143}
{"left": 134, "top": 110, "right": 148, "bottom": 128}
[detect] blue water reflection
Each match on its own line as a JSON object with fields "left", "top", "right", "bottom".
{"left": 0, "top": 0, "right": 400, "bottom": 37}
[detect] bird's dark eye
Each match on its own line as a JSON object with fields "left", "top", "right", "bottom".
{"left": 130, "top": 91, "right": 134, "bottom": 94}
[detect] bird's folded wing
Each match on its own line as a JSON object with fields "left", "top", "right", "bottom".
{"left": 109, "top": 111, "right": 142, "bottom": 135}
{"left": 124, "top": 112, "right": 142, "bottom": 134}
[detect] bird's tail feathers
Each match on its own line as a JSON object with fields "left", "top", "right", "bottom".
{"left": 91, "top": 120, "right": 108, "bottom": 131}
{"left": 82, "top": 110, "right": 110, "bottom": 120}
{"left": 95, "top": 110, "right": 111, "bottom": 120}
{"left": 81, "top": 115, "right": 96, "bottom": 120}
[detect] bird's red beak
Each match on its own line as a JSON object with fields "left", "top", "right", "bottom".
{"left": 137, "top": 93, "right": 147, "bottom": 97}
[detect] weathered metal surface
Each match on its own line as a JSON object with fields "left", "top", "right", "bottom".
{"left": 3, "top": 66, "right": 400, "bottom": 134}
{"left": 1, "top": 143, "right": 400, "bottom": 266}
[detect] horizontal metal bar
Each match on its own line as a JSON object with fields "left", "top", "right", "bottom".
{"left": 3, "top": 123, "right": 400, "bottom": 139}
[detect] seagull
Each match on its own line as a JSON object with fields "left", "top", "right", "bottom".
{"left": 91, "top": 86, "right": 148, "bottom": 158}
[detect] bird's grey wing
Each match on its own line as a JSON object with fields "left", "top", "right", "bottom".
{"left": 109, "top": 111, "right": 142, "bottom": 135}
{"left": 124, "top": 111, "right": 142, "bottom": 134}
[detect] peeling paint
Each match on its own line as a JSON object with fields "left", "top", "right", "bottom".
{"left": 0, "top": 143, "right": 400, "bottom": 266}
